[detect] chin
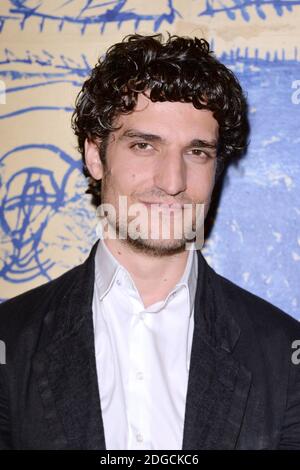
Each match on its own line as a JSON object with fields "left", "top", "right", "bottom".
{"left": 124, "top": 236, "right": 189, "bottom": 257}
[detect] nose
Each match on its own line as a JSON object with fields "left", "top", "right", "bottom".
{"left": 153, "top": 149, "right": 187, "bottom": 196}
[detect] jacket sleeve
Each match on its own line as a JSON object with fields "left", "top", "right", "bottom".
{"left": 278, "top": 352, "right": 300, "bottom": 449}
{"left": 0, "top": 365, "right": 12, "bottom": 449}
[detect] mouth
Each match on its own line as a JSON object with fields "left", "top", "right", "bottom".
{"left": 140, "top": 200, "right": 184, "bottom": 209}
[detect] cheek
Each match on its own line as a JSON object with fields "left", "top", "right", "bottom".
{"left": 106, "top": 163, "right": 144, "bottom": 196}
{"left": 188, "top": 167, "right": 216, "bottom": 201}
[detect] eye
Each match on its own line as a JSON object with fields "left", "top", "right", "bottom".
{"left": 131, "top": 142, "right": 153, "bottom": 151}
{"left": 186, "top": 148, "right": 209, "bottom": 159}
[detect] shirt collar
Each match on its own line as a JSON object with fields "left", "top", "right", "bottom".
{"left": 94, "top": 238, "right": 198, "bottom": 315}
{"left": 94, "top": 238, "right": 122, "bottom": 301}
{"left": 175, "top": 243, "right": 198, "bottom": 315}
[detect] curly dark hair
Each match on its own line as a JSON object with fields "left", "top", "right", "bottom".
{"left": 72, "top": 33, "right": 250, "bottom": 208}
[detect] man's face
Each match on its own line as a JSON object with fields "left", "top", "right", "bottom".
{"left": 85, "top": 93, "right": 219, "bottom": 255}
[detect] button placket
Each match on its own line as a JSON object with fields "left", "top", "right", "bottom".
{"left": 136, "top": 371, "right": 144, "bottom": 380}
{"left": 127, "top": 310, "right": 148, "bottom": 449}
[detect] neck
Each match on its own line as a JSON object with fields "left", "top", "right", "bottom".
{"left": 103, "top": 237, "right": 190, "bottom": 307}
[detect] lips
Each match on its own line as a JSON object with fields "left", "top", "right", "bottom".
{"left": 140, "top": 200, "right": 183, "bottom": 209}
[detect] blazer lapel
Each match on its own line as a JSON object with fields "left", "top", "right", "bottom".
{"left": 182, "top": 252, "right": 252, "bottom": 450}
{"left": 32, "top": 240, "right": 106, "bottom": 449}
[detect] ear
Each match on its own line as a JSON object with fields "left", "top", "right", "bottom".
{"left": 84, "top": 138, "right": 103, "bottom": 180}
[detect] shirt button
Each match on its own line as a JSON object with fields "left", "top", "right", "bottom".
{"left": 116, "top": 279, "right": 122, "bottom": 286}
{"left": 136, "top": 371, "right": 144, "bottom": 380}
{"left": 136, "top": 432, "right": 143, "bottom": 443}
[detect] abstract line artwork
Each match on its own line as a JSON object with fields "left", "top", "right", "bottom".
{"left": 0, "top": 0, "right": 180, "bottom": 33}
{"left": 0, "top": 49, "right": 90, "bottom": 119}
{"left": 0, "top": 49, "right": 96, "bottom": 284}
{"left": 198, "top": 0, "right": 300, "bottom": 21}
{"left": 0, "top": 144, "right": 81, "bottom": 283}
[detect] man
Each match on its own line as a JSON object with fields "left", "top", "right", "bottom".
{"left": 0, "top": 33, "right": 300, "bottom": 450}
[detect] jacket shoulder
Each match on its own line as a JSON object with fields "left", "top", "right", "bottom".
{"left": 0, "top": 264, "right": 82, "bottom": 339}
{"left": 215, "top": 269, "right": 300, "bottom": 339}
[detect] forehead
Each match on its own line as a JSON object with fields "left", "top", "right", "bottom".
{"left": 114, "top": 93, "right": 219, "bottom": 142}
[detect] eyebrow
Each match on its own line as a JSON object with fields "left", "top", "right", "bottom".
{"left": 120, "top": 129, "right": 166, "bottom": 143}
{"left": 119, "top": 129, "right": 218, "bottom": 149}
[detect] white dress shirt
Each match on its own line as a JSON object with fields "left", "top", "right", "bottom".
{"left": 92, "top": 238, "right": 198, "bottom": 450}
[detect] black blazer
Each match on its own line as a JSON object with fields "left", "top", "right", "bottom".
{"left": 0, "top": 240, "right": 300, "bottom": 450}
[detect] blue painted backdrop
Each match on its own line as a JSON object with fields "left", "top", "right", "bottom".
{"left": 0, "top": 0, "right": 299, "bottom": 319}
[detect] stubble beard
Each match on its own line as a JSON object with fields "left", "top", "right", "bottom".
{"left": 100, "top": 170, "right": 204, "bottom": 257}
